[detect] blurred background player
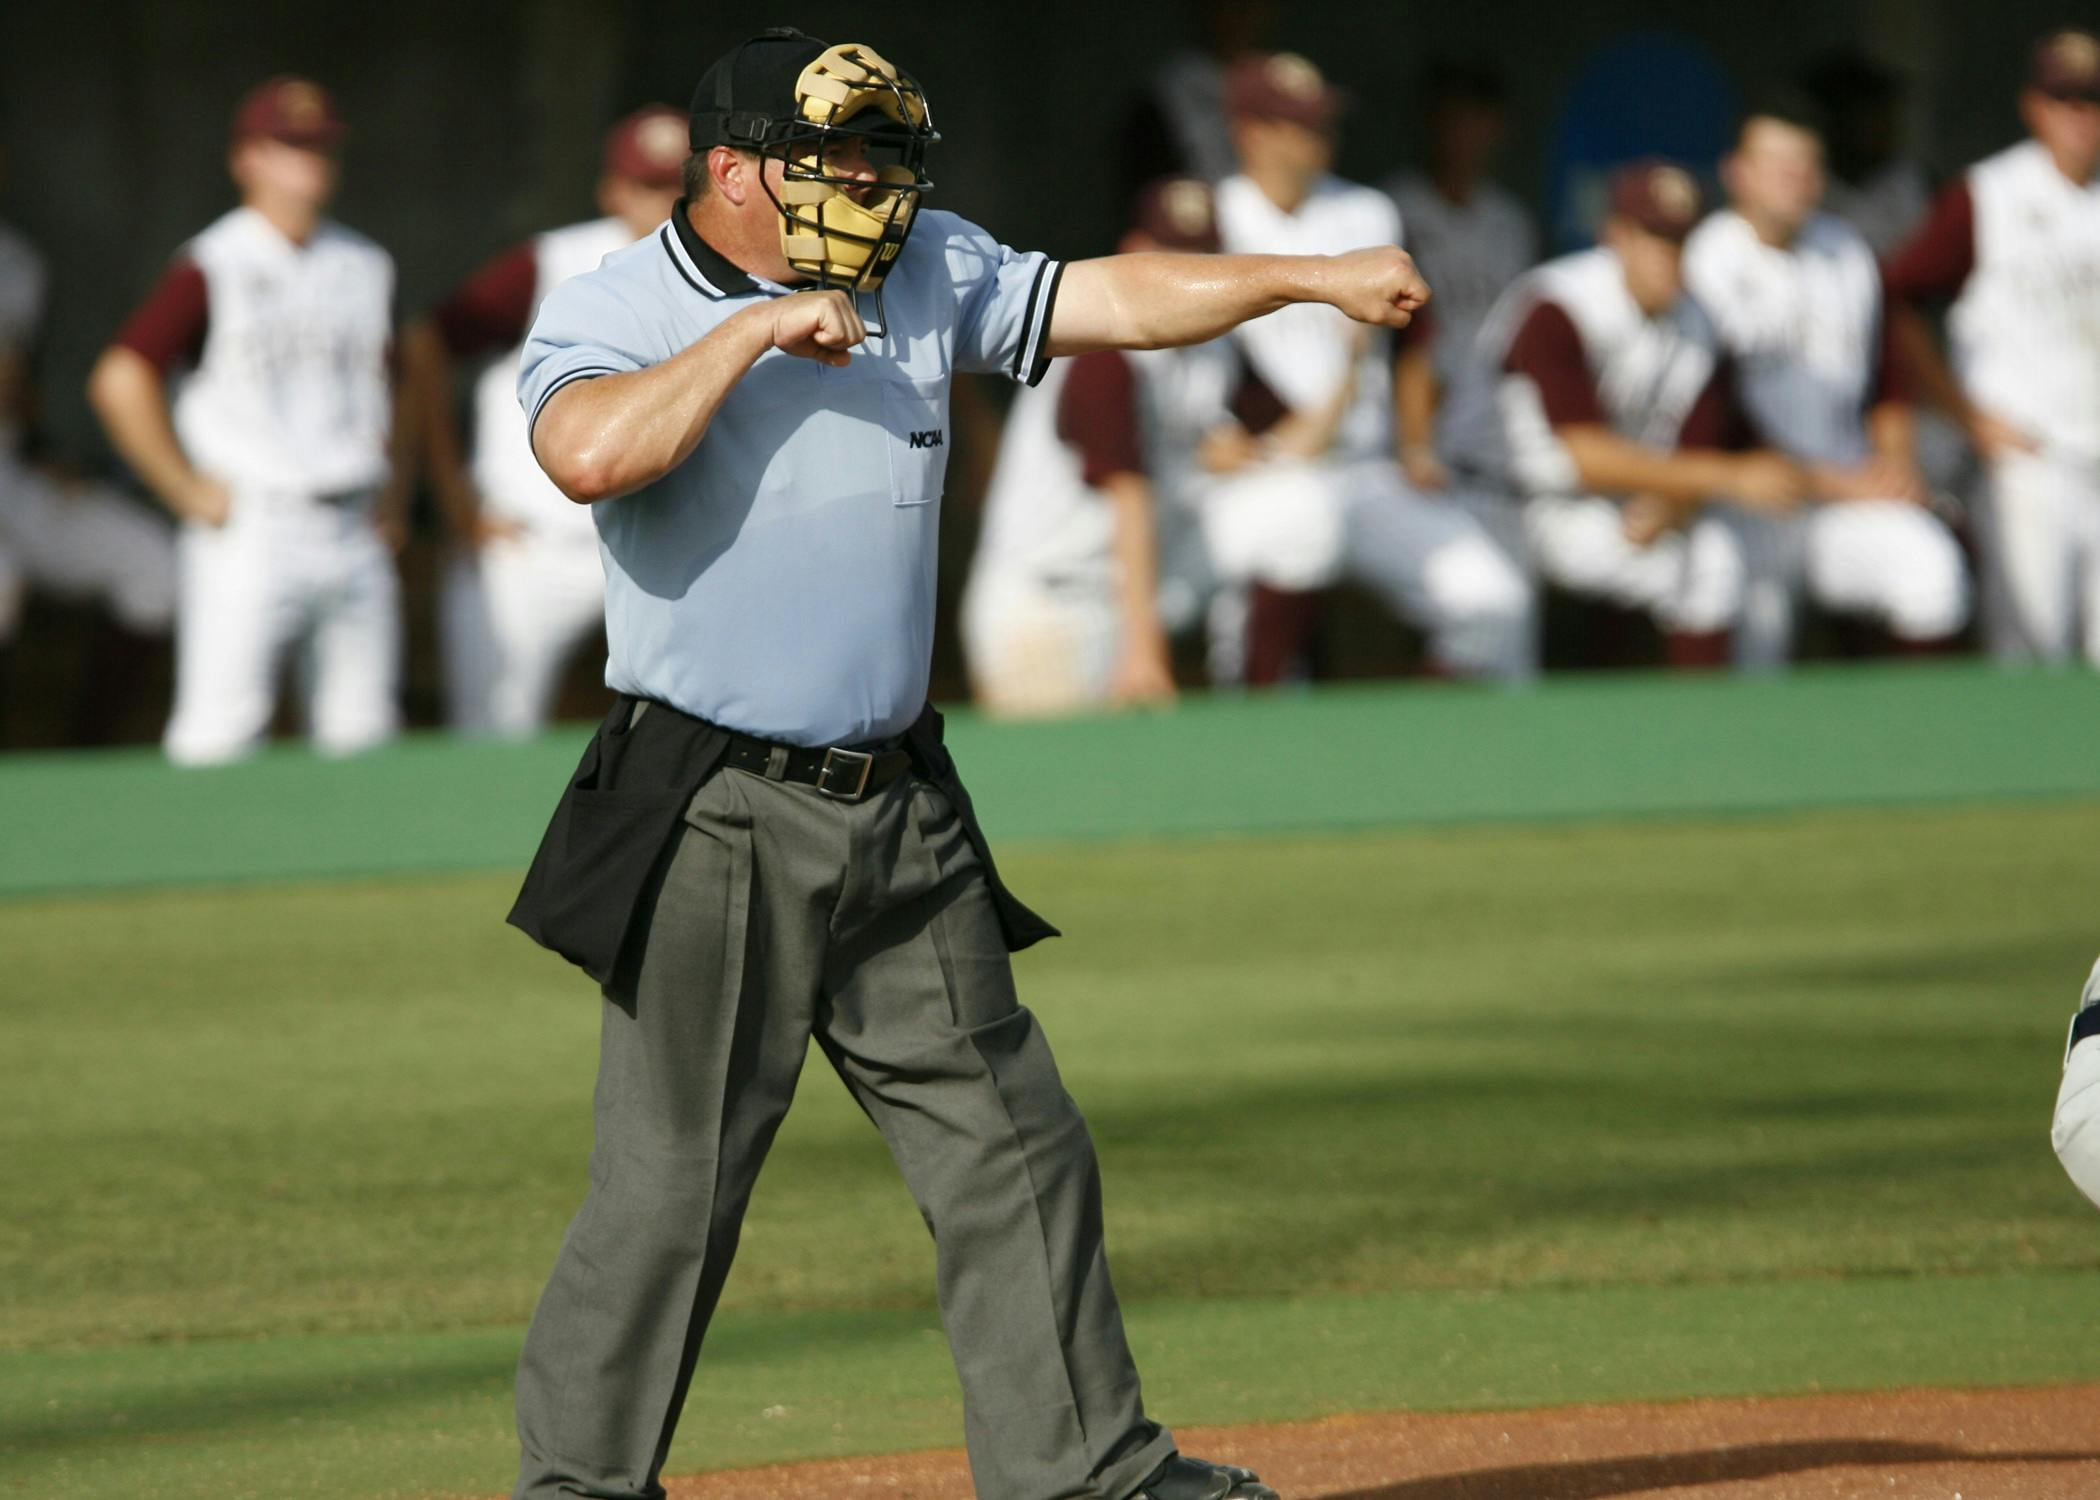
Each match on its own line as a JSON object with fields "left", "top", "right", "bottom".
{"left": 1444, "top": 160, "right": 1813, "bottom": 668}
{"left": 1383, "top": 60, "right": 1538, "bottom": 478}
{"left": 87, "top": 76, "right": 405, "bottom": 765}
{"left": 1885, "top": 28, "right": 2100, "bottom": 668}
{"left": 402, "top": 105, "right": 685, "bottom": 738}
{"left": 1215, "top": 51, "right": 1534, "bottom": 684}
{"left": 0, "top": 116, "right": 175, "bottom": 741}
{"left": 961, "top": 177, "right": 1357, "bottom": 714}
{"left": 1683, "top": 100, "right": 1970, "bottom": 655}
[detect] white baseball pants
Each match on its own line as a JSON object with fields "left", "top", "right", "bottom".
{"left": 441, "top": 529, "right": 607, "bottom": 737}
{"left": 163, "top": 490, "right": 400, "bottom": 766}
{"left": 1186, "top": 459, "right": 1536, "bottom": 682}
{"left": 958, "top": 570, "right": 1121, "bottom": 718}
{"left": 1977, "top": 450, "right": 2100, "bottom": 664}
{"left": 1525, "top": 494, "right": 1968, "bottom": 668}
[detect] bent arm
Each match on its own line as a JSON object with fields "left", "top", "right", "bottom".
{"left": 86, "top": 346, "right": 217, "bottom": 521}
{"left": 1045, "top": 246, "right": 1427, "bottom": 357}
{"left": 1557, "top": 425, "right": 1756, "bottom": 505}
{"left": 533, "top": 307, "right": 775, "bottom": 504}
{"left": 532, "top": 290, "right": 864, "bottom": 504}
{"left": 1102, "top": 471, "right": 1175, "bottom": 702}
{"left": 399, "top": 318, "right": 484, "bottom": 540}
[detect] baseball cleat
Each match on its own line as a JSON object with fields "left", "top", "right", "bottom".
{"left": 1129, "top": 1455, "right": 1281, "bottom": 1500}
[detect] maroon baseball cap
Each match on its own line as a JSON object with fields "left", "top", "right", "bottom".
{"left": 1130, "top": 177, "right": 1220, "bottom": 252}
{"left": 602, "top": 104, "right": 688, "bottom": 188}
{"left": 1608, "top": 157, "right": 1704, "bottom": 241}
{"left": 1225, "top": 51, "right": 1350, "bottom": 131}
{"left": 232, "top": 76, "right": 345, "bottom": 150}
{"left": 2031, "top": 28, "right": 2100, "bottom": 101}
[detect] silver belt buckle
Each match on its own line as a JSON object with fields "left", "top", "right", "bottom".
{"left": 816, "top": 746, "right": 875, "bottom": 800}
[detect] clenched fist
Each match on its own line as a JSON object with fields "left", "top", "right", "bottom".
{"left": 1319, "top": 246, "right": 1432, "bottom": 329}
{"left": 771, "top": 289, "right": 866, "bottom": 367}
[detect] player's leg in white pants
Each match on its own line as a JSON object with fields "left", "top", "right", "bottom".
{"left": 441, "top": 552, "right": 500, "bottom": 734}
{"left": 1700, "top": 506, "right": 1800, "bottom": 671}
{"left": 477, "top": 533, "right": 607, "bottom": 735}
{"left": 1188, "top": 461, "right": 1350, "bottom": 686}
{"left": 163, "top": 502, "right": 307, "bottom": 766}
{"left": 1801, "top": 498, "right": 1971, "bottom": 643}
{"left": 1525, "top": 495, "right": 1801, "bottom": 665}
{"left": 960, "top": 569, "right": 1120, "bottom": 717}
{"left": 1525, "top": 492, "right": 1758, "bottom": 634}
{"left": 1195, "top": 460, "right": 1350, "bottom": 592}
{"left": 1338, "top": 464, "right": 1536, "bottom": 682}
{"left": 302, "top": 505, "right": 401, "bottom": 757}
{"left": 1978, "top": 450, "right": 2083, "bottom": 662}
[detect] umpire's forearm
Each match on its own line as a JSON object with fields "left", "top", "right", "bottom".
{"left": 1045, "top": 253, "right": 1337, "bottom": 356}
{"left": 532, "top": 307, "right": 775, "bottom": 504}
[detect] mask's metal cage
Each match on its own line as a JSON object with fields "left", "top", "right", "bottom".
{"left": 721, "top": 46, "right": 939, "bottom": 338}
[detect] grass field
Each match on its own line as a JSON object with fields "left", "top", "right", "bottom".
{"left": 6, "top": 672, "right": 2100, "bottom": 1498}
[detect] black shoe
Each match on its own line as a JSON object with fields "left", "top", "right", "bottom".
{"left": 1130, "top": 1455, "right": 1280, "bottom": 1500}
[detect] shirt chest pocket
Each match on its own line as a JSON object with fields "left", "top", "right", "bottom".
{"left": 882, "top": 375, "right": 952, "bottom": 507}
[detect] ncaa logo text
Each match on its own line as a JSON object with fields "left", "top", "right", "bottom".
{"left": 908, "top": 428, "right": 944, "bottom": 449}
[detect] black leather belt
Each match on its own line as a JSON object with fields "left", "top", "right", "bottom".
{"left": 721, "top": 730, "right": 914, "bottom": 802}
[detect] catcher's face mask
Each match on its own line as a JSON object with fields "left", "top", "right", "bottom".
{"left": 769, "top": 43, "right": 937, "bottom": 312}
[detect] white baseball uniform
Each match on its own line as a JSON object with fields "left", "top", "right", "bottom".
{"left": 115, "top": 206, "right": 400, "bottom": 765}
{"left": 2055, "top": 956, "right": 2100, "bottom": 1210}
{"left": 1683, "top": 208, "right": 1970, "bottom": 647}
{"left": 1213, "top": 172, "right": 1535, "bottom": 681}
{"left": 1444, "top": 245, "right": 1794, "bottom": 661}
{"left": 1383, "top": 171, "right": 1538, "bottom": 400}
{"left": 1888, "top": 140, "right": 2100, "bottom": 663}
{"left": 961, "top": 341, "right": 1344, "bottom": 709}
{"left": 0, "top": 219, "right": 175, "bottom": 649}
{"left": 433, "top": 217, "right": 625, "bottom": 737}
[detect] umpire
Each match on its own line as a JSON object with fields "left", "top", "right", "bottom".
{"left": 506, "top": 28, "right": 1429, "bottom": 1500}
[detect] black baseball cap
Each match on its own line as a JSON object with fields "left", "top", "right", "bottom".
{"left": 688, "top": 28, "right": 830, "bottom": 150}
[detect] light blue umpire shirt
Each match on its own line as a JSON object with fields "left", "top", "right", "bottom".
{"left": 518, "top": 202, "right": 1063, "bottom": 747}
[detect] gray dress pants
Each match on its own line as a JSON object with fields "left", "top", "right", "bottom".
{"left": 512, "top": 765, "right": 1176, "bottom": 1500}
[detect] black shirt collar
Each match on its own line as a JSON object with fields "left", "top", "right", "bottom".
{"left": 666, "top": 197, "right": 759, "bottom": 297}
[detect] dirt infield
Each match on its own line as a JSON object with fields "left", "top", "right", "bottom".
{"left": 660, "top": 1384, "right": 2100, "bottom": 1500}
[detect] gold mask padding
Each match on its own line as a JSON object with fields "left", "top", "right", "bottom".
{"left": 778, "top": 41, "right": 930, "bottom": 294}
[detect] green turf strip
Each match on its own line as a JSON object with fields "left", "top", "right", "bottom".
{"left": 7, "top": 662, "right": 2100, "bottom": 896}
{"left": 8, "top": 801, "right": 2097, "bottom": 1350}
{"left": 8, "top": 1274, "right": 2099, "bottom": 1500}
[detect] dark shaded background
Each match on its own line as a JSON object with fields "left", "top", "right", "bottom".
{"left": 1, "top": 0, "right": 2074, "bottom": 462}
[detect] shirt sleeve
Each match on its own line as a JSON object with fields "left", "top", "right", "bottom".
{"left": 113, "top": 257, "right": 210, "bottom": 374}
{"left": 517, "top": 272, "right": 659, "bottom": 434}
{"left": 1882, "top": 179, "right": 1975, "bottom": 305}
{"left": 1503, "top": 300, "right": 1605, "bottom": 427}
{"left": 937, "top": 212, "right": 1064, "bottom": 388}
{"left": 1869, "top": 299, "right": 1913, "bottom": 408}
{"left": 432, "top": 242, "right": 539, "bottom": 358}
{"left": 1230, "top": 360, "right": 1289, "bottom": 435}
{"left": 1055, "top": 350, "right": 1146, "bottom": 485}
{"left": 1678, "top": 356, "right": 1754, "bottom": 450}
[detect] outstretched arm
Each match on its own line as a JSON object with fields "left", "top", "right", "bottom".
{"left": 1044, "top": 246, "right": 1429, "bottom": 357}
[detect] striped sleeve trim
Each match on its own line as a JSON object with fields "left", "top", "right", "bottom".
{"left": 1011, "top": 258, "right": 1064, "bottom": 387}
{"left": 527, "top": 365, "right": 623, "bottom": 435}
